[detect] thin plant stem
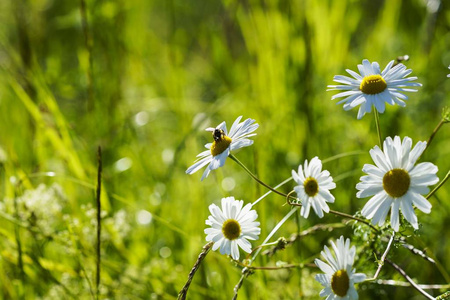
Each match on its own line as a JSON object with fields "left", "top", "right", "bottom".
{"left": 321, "top": 150, "right": 366, "bottom": 164}
{"left": 426, "top": 169, "right": 450, "bottom": 200}
{"left": 374, "top": 108, "right": 383, "bottom": 148}
{"left": 96, "top": 146, "right": 102, "bottom": 299}
{"left": 229, "top": 154, "right": 293, "bottom": 199}
{"left": 425, "top": 119, "right": 445, "bottom": 152}
{"left": 385, "top": 258, "right": 435, "bottom": 300}
{"left": 178, "top": 242, "right": 213, "bottom": 300}
{"left": 367, "top": 232, "right": 395, "bottom": 281}
{"left": 252, "top": 177, "right": 293, "bottom": 206}
{"left": 396, "top": 239, "right": 435, "bottom": 264}
{"left": 330, "top": 209, "right": 379, "bottom": 232}
{"left": 287, "top": 202, "right": 379, "bottom": 232}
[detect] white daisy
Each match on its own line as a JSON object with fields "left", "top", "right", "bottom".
{"left": 204, "top": 197, "right": 261, "bottom": 260}
{"left": 356, "top": 136, "right": 439, "bottom": 232}
{"left": 315, "top": 236, "right": 366, "bottom": 300}
{"left": 447, "top": 65, "right": 450, "bottom": 78}
{"left": 186, "top": 116, "right": 258, "bottom": 181}
{"left": 292, "top": 157, "right": 336, "bottom": 218}
{"left": 328, "top": 59, "right": 422, "bottom": 119}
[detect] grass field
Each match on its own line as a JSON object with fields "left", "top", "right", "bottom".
{"left": 0, "top": 0, "right": 449, "bottom": 299}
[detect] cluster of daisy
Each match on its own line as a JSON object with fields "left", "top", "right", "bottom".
{"left": 183, "top": 59, "right": 446, "bottom": 299}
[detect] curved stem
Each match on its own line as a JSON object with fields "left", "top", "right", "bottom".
{"left": 287, "top": 201, "right": 377, "bottom": 231}
{"left": 426, "top": 169, "right": 450, "bottom": 200}
{"left": 425, "top": 119, "right": 445, "bottom": 153}
{"left": 229, "top": 154, "right": 295, "bottom": 200}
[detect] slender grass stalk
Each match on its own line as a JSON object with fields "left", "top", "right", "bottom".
{"left": 321, "top": 150, "right": 366, "bottom": 164}
{"left": 374, "top": 108, "right": 383, "bottom": 148}
{"left": 96, "top": 146, "right": 102, "bottom": 299}
{"left": 385, "top": 258, "right": 435, "bottom": 300}
{"left": 178, "top": 242, "right": 213, "bottom": 300}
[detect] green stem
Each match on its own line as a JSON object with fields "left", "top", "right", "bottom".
{"left": 425, "top": 119, "right": 445, "bottom": 152}
{"left": 374, "top": 108, "right": 383, "bottom": 148}
{"left": 229, "top": 154, "right": 292, "bottom": 199}
{"left": 426, "top": 169, "right": 450, "bottom": 200}
{"left": 329, "top": 207, "right": 379, "bottom": 232}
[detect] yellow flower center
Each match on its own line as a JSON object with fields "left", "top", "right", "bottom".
{"left": 222, "top": 219, "right": 241, "bottom": 240}
{"left": 359, "top": 74, "right": 387, "bottom": 95}
{"left": 210, "top": 136, "right": 232, "bottom": 156}
{"left": 331, "top": 269, "right": 350, "bottom": 297}
{"left": 304, "top": 177, "right": 319, "bottom": 197}
{"left": 383, "top": 168, "right": 410, "bottom": 198}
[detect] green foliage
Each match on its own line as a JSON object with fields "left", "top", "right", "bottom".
{"left": 0, "top": 0, "right": 449, "bottom": 299}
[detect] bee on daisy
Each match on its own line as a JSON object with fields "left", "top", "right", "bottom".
{"left": 186, "top": 116, "right": 258, "bottom": 181}
{"left": 328, "top": 59, "right": 422, "bottom": 119}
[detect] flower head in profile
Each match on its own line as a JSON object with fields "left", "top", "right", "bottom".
{"left": 356, "top": 136, "right": 439, "bottom": 232}
{"left": 204, "top": 197, "right": 260, "bottom": 260}
{"left": 328, "top": 59, "right": 422, "bottom": 119}
{"left": 292, "top": 157, "right": 336, "bottom": 218}
{"left": 186, "top": 116, "right": 258, "bottom": 181}
{"left": 315, "top": 236, "right": 366, "bottom": 300}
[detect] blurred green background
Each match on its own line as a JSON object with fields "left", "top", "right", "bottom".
{"left": 0, "top": 0, "right": 449, "bottom": 299}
